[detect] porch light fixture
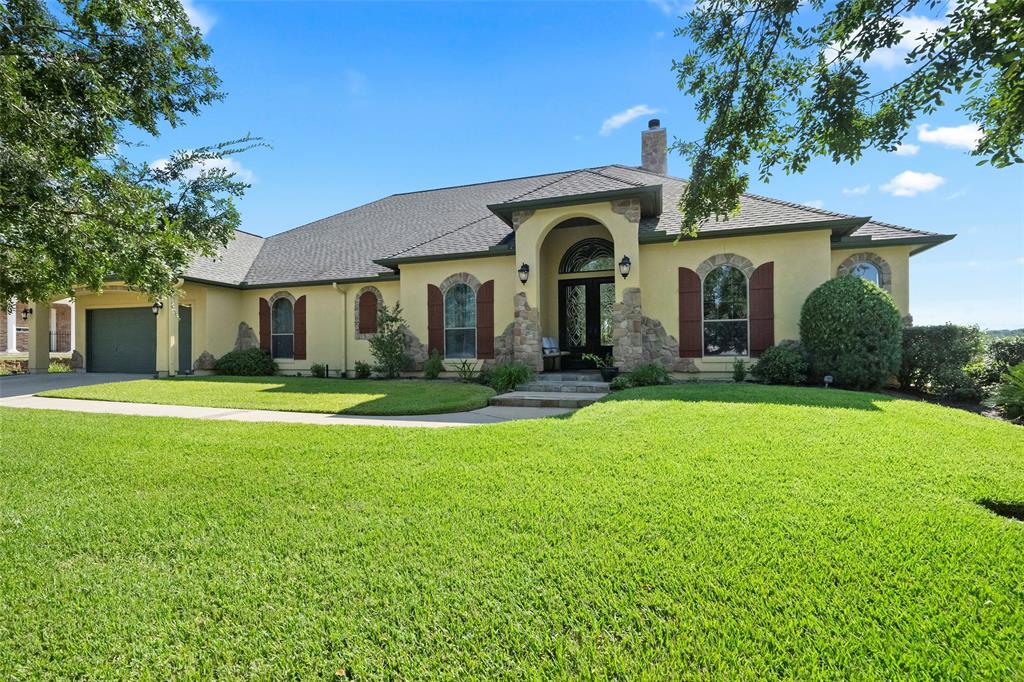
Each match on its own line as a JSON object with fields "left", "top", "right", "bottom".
{"left": 151, "top": 301, "right": 164, "bottom": 315}
{"left": 518, "top": 262, "right": 530, "bottom": 284}
{"left": 618, "top": 255, "right": 632, "bottom": 279}
{"left": 20, "top": 307, "right": 33, "bottom": 322}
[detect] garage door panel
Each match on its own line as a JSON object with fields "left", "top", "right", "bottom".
{"left": 87, "top": 308, "right": 156, "bottom": 373}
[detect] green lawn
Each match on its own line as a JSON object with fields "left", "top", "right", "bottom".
{"left": 39, "top": 375, "right": 496, "bottom": 415}
{"left": 2, "top": 384, "right": 1023, "bottom": 678}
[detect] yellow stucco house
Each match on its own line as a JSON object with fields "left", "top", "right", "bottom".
{"left": 25, "top": 120, "right": 953, "bottom": 378}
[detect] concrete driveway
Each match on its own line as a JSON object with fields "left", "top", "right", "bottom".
{"left": 0, "top": 372, "right": 145, "bottom": 399}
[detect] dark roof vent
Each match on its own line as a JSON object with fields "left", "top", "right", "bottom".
{"left": 648, "top": 118, "right": 661, "bottom": 129}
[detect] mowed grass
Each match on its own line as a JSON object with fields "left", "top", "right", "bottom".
{"left": 2, "top": 384, "right": 1023, "bottom": 679}
{"left": 39, "top": 375, "right": 495, "bottom": 415}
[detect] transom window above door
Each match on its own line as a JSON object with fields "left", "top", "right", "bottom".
{"left": 559, "top": 238, "right": 614, "bottom": 273}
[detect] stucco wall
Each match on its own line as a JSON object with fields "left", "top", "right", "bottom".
{"left": 830, "top": 245, "right": 912, "bottom": 316}
{"left": 640, "top": 229, "right": 833, "bottom": 373}
{"left": 240, "top": 284, "right": 345, "bottom": 374}
{"left": 398, "top": 255, "right": 516, "bottom": 361}
{"left": 340, "top": 279, "right": 401, "bottom": 370}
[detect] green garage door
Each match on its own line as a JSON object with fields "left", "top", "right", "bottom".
{"left": 87, "top": 308, "right": 156, "bottom": 373}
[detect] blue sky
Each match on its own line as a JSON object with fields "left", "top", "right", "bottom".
{"left": 144, "top": 1, "right": 1023, "bottom": 329}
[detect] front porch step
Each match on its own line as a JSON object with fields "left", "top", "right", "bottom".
{"left": 537, "top": 372, "right": 603, "bottom": 382}
{"left": 518, "top": 380, "right": 610, "bottom": 394}
{"left": 489, "top": 391, "right": 607, "bottom": 409}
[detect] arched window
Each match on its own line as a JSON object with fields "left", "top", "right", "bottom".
{"left": 703, "top": 265, "right": 748, "bottom": 356}
{"left": 851, "top": 261, "right": 880, "bottom": 286}
{"left": 559, "top": 238, "right": 614, "bottom": 273}
{"left": 271, "top": 297, "right": 294, "bottom": 358}
{"left": 444, "top": 283, "right": 476, "bottom": 358}
{"left": 357, "top": 289, "right": 379, "bottom": 335}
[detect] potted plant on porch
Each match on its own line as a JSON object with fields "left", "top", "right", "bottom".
{"left": 582, "top": 353, "right": 619, "bottom": 382}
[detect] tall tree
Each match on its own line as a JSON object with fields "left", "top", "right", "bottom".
{"left": 672, "top": 0, "right": 1023, "bottom": 232}
{"left": 0, "top": 0, "right": 261, "bottom": 305}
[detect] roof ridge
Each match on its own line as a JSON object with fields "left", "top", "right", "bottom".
{"left": 262, "top": 196, "right": 393, "bottom": 242}
{"left": 387, "top": 168, "right": 580, "bottom": 198}
{"left": 503, "top": 169, "right": 586, "bottom": 202}
{"left": 591, "top": 166, "right": 651, "bottom": 188}
{"left": 383, "top": 213, "right": 496, "bottom": 261}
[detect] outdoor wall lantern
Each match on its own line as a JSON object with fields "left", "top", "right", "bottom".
{"left": 618, "top": 255, "right": 632, "bottom": 279}
{"left": 151, "top": 301, "right": 164, "bottom": 316}
{"left": 518, "top": 262, "right": 530, "bottom": 284}
{"left": 20, "top": 307, "right": 33, "bottom": 322}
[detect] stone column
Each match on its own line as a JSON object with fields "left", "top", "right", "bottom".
{"left": 26, "top": 301, "right": 50, "bottom": 373}
{"left": 612, "top": 287, "right": 644, "bottom": 371}
{"left": 510, "top": 292, "right": 543, "bottom": 372}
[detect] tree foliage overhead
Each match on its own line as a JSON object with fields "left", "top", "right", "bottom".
{"left": 0, "top": 0, "right": 261, "bottom": 305}
{"left": 672, "top": 0, "right": 1023, "bottom": 232}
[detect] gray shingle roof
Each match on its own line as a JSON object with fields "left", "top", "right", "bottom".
{"left": 183, "top": 164, "right": 951, "bottom": 287}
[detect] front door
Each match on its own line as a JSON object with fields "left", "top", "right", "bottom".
{"left": 558, "top": 277, "right": 614, "bottom": 368}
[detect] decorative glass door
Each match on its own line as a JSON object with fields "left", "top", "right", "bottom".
{"left": 558, "top": 277, "right": 615, "bottom": 367}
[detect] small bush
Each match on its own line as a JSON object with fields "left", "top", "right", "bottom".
{"left": 448, "top": 359, "right": 479, "bottom": 382}
{"left": 732, "top": 358, "right": 747, "bottom": 383}
{"left": 800, "top": 275, "right": 902, "bottom": 390}
{"left": 627, "top": 363, "right": 671, "bottom": 387}
{"left": 423, "top": 349, "right": 444, "bottom": 380}
{"left": 898, "top": 324, "right": 984, "bottom": 399}
{"left": 992, "top": 361, "right": 1024, "bottom": 421}
{"left": 353, "top": 361, "right": 372, "bottom": 379}
{"left": 215, "top": 348, "right": 277, "bottom": 376}
{"left": 974, "top": 336, "right": 1024, "bottom": 388}
{"left": 310, "top": 363, "right": 327, "bottom": 378}
{"left": 489, "top": 361, "right": 534, "bottom": 393}
{"left": 609, "top": 375, "right": 633, "bottom": 391}
{"left": 752, "top": 342, "right": 808, "bottom": 385}
{"left": 369, "top": 303, "right": 412, "bottom": 379}
{"left": 48, "top": 361, "right": 73, "bottom": 374}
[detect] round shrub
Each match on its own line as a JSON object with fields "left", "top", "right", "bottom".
{"left": 626, "top": 363, "right": 671, "bottom": 387}
{"left": 799, "top": 276, "right": 902, "bottom": 390}
{"left": 423, "top": 349, "right": 444, "bottom": 380}
{"left": 215, "top": 348, "right": 277, "bottom": 376}
{"left": 609, "top": 374, "right": 633, "bottom": 391}
{"left": 353, "top": 361, "right": 372, "bottom": 379}
{"left": 489, "top": 361, "right": 534, "bottom": 393}
{"left": 751, "top": 342, "right": 808, "bottom": 385}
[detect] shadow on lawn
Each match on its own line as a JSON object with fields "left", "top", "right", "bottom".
{"left": 600, "top": 383, "right": 895, "bottom": 412}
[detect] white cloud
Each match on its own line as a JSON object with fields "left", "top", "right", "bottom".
{"left": 600, "top": 105, "right": 659, "bottom": 136}
{"left": 893, "top": 142, "right": 920, "bottom": 156}
{"left": 866, "top": 14, "right": 947, "bottom": 69}
{"left": 880, "top": 170, "right": 945, "bottom": 197}
{"left": 803, "top": 199, "right": 825, "bottom": 209}
{"left": 152, "top": 157, "right": 255, "bottom": 183}
{"left": 344, "top": 69, "right": 367, "bottom": 96}
{"left": 842, "top": 184, "right": 870, "bottom": 195}
{"left": 654, "top": 31, "right": 666, "bottom": 39}
{"left": 647, "top": 0, "right": 689, "bottom": 16}
{"left": 181, "top": 0, "right": 216, "bottom": 34}
{"left": 917, "top": 123, "right": 983, "bottom": 150}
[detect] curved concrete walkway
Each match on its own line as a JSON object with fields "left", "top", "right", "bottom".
{"left": 0, "top": 394, "right": 573, "bottom": 427}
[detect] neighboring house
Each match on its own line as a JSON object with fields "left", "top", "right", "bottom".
{"left": 20, "top": 120, "right": 953, "bottom": 376}
{"left": 2, "top": 301, "right": 74, "bottom": 355}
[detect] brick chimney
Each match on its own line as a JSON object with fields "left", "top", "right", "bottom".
{"left": 641, "top": 118, "right": 667, "bottom": 174}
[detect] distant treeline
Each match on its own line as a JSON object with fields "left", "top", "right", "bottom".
{"left": 986, "top": 329, "right": 1024, "bottom": 338}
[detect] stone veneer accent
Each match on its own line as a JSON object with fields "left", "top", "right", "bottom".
{"left": 439, "top": 271, "right": 482, "bottom": 294}
{"left": 70, "top": 349, "right": 84, "bottom": 369}
{"left": 836, "top": 252, "right": 893, "bottom": 292}
{"left": 402, "top": 326, "right": 428, "bottom": 370}
{"left": 493, "top": 321, "right": 515, "bottom": 365}
{"left": 510, "top": 292, "right": 543, "bottom": 372}
{"left": 353, "top": 285, "right": 383, "bottom": 340}
{"left": 233, "top": 321, "right": 260, "bottom": 351}
{"left": 511, "top": 210, "right": 534, "bottom": 230}
{"left": 695, "top": 253, "right": 755, "bottom": 280}
{"left": 193, "top": 350, "right": 216, "bottom": 371}
{"left": 610, "top": 197, "right": 641, "bottom": 223}
{"left": 613, "top": 288, "right": 698, "bottom": 372}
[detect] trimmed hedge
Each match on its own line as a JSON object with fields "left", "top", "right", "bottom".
{"left": 800, "top": 276, "right": 902, "bottom": 390}
{"left": 898, "top": 324, "right": 984, "bottom": 400}
{"left": 215, "top": 348, "right": 277, "bottom": 376}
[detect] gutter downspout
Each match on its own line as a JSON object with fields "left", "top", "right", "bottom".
{"left": 333, "top": 282, "right": 348, "bottom": 375}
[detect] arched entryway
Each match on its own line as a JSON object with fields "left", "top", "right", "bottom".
{"left": 539, "top": 219, "right": 616, "bottom": 368}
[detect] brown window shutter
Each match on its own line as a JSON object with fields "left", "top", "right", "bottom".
{"left": 749, "top": 261, "right": 774, "bottom": 357}
{"left": 427, "top": 284, "right": 443, "bottom": 355}
{"left": 294, "top": 295, "right": 307, "bottom": 360}
{"left": 358, "top": 291, "right": 378, "bottom": 334}
{"left": 678, "top": 267, "right": 702, "bottom": 358}
{"left": 476, "top": 280, "right": 494, "bottom": 359}
{"left": 259, "top": 298, "right": 271, "bottom": 352}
